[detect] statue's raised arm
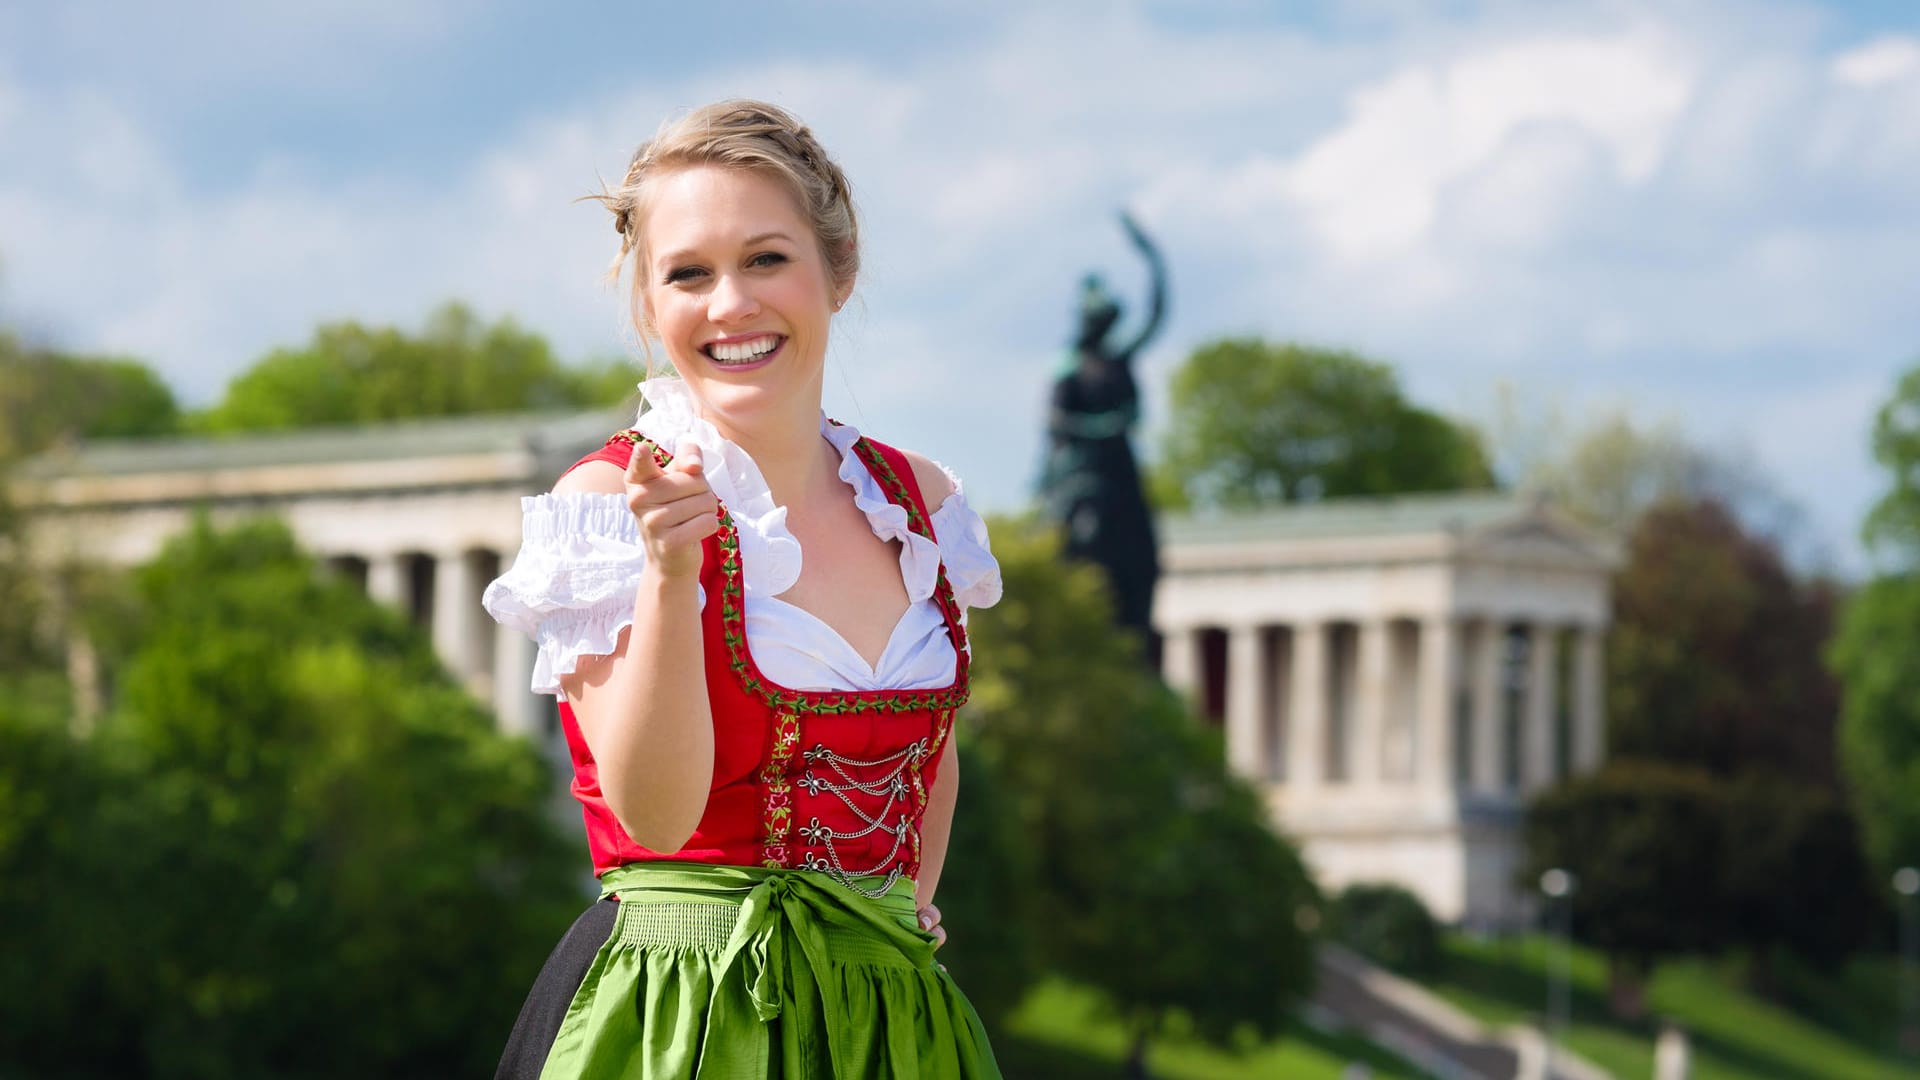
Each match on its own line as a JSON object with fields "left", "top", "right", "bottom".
{"left": 1115, "top": 210, "right": 1167, "bottom": 363}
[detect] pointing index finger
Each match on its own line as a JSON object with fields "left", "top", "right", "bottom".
{"left": 671, "top": 438, "right": 705, "bottom": 477}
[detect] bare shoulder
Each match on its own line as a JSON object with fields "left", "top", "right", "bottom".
{"left": 900, "top": 449, "right": 956, "bottom": 507}
{"left": 552, "top": 458, "right": 627, "bottom": 496}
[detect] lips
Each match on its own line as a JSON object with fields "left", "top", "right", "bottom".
{"left": 703, "top": 333, "right": 784, "bottom": 365}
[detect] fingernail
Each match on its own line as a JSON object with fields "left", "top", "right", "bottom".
{"left": 919, "top": 914, "right": 933, "bottom": 930}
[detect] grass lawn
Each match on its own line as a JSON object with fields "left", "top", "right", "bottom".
{"left": 995, "top": 978, "right": 1421, "bottom": 1079}
{"left": 1428, "top": 933, "right": 1907, "bottom": 1080}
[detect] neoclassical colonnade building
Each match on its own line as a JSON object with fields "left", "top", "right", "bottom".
{"left": 1153, "top": 496, "right": 1617, "bottom": 925}
{"left": 18, "top": 411, "right": 1617, "bottom": 925}
{"left": 15, "top": 409, "right": 626, "bottom": 740}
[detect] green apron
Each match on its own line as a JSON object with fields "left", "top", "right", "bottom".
{"left": 538, "top": 862, "right": 1002, "bottom": 1079}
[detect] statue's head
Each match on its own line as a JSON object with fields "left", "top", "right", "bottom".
{"left": 1076, "top": 273, "right": 1121, "bottom": 352}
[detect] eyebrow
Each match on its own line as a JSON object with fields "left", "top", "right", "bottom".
{"left": 655, "top": 231, "right": 800, "bottom": 268}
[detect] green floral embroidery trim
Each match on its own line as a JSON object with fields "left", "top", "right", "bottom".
{"left": 759, "top": 710, "right": 801, "bottom": 868}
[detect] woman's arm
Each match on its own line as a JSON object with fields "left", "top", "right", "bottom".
{"left": 903, "top": 450, "right": 963, "bottom": 927}
{"left": 554, "top": 445, "right": 719, "bottom": 853}
{"left": 916, "top": 746, "right": 959, "bottom": 917}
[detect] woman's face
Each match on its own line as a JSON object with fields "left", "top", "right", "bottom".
{"left": 638, "top": 164, "right": 844, "bottom": 434}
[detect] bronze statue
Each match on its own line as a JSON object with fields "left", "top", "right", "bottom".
{"left": 1040, "top": 211, "right": 1167, "bottom": 641}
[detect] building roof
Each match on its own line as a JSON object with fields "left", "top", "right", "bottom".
{"left": 17, "top": 407, "right": 631, "bottom": 481}
{"left": 1162, "top": 490, "right": 1554, "bottom": 545}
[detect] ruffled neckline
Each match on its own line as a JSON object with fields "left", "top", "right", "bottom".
{"left": 634, "top": 377, "right": 945, "bottom": 602}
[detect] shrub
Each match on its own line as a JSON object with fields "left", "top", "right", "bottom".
{"left": 1327, "top": 882, "right": 1441, "bottom": 976}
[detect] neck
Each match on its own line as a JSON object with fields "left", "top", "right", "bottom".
{"left": 702, "top": 395, "right": 835, "bottom": 509}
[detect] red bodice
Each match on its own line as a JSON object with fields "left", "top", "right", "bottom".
{"left": 553, "top": 429, "right": 971, "bottom": 893}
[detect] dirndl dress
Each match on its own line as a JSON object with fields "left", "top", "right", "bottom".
{"left": 485, "top": 426, "right": 1003, "bottom": 1080}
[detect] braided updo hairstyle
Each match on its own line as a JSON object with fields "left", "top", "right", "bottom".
{"left": 590, "top": 99, "right": 859, "bottom": 351}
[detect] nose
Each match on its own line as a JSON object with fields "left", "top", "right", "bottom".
{"left": 706, "top": 271, "right": 760, "bottom": 325}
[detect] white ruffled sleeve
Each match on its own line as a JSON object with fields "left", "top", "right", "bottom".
{"left": 481, "top": 492, "right": 702, "bottom": 696}
{"left": 928, "top": 472, "right": 1002, "bottom": 612}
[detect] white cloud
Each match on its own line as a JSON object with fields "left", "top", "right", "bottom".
{"left": 1832, "top": 35, "right": 1920, "bottom": 87}
{"left": 1279, "top": 28, "right": 1694, "bottom": 263}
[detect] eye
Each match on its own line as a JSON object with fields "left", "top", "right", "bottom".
{"left": 663, "top": 265, "right": 708, "bottom": 285}
{"left": 748, "top": 251, "right": 789, "bottom": 269}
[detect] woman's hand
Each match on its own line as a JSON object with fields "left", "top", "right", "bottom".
{"left": 626, "top": 440, "right": 719, "bottom": 579}
{"left": 917, "top": 903, "right": 947, "bottom": 950}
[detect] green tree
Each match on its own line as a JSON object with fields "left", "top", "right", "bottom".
{"left": 927, "top": 739, "right": 1039, "bottom": 1032}
{"left": 1326, "top": 883, "right": 1441, "bottom": 977}
{"left": 1831, "top": 363, "right": 1920, "bottom": 881}
{"left": 0, "top": 517, "right": 581, "bottom": 1078}
{"left": 1718, "top": 773, "right": 1877, "bottom": 981}
{"left": 1860, "top": 366, "right": 1920, "bottom": 566}
{"left": 0, "top": 333, "right": 176, "bottom": 725}
{"left": 1608, "top": 498, "right": 1841, "bottom": 784}
{"left": 195, "top": 301, "right": 636, "bottom": 432}
{"left": 0, "top": 331, "right": 181, "bottom": 457}
{"left": 961, "top": 518, "right": 1319, "bottom": 1075}
{"left": 1158, "top": 338, "right": 1492, "bottom": 510}
{"left": 0, "top": 701, "right": 130, "bottom": 1066}
{"left": 1831, "top": 578, "right": 1920, "bottom": 878}
{"left": 1553, "top": 497, "right": 1874, "bottom": 997}
{"left": 1525, "top": 761, "right": 1724, "bottom": 1019}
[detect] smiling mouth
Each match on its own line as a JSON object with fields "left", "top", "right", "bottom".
{"left": 703, "top": 334, "right": 784, "bottom": 366}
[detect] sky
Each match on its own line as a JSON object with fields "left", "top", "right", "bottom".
{"left": 2, "top": 0, "right": 1917, "bottom": 574}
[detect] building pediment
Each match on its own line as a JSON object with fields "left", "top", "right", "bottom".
{"left": 1461, "top": 515, "right": 1619, "bottom": 571}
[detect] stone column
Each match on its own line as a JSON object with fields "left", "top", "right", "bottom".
{"left": 1573, "top": 623, "right": 1606, "bottom": 773}
{"left": 1161, "top": 624, "right": 1201, "bottom": 704}
{"left": 1523, "top": 623, "right": 1559, "bottom": 792}
{"left": 433, "top": 549, "right": 481, "bottom": 687}
{"left": 1225, "top": 623, "right": 1267, "bottom": 781}
{"left": 366, "top": 551, "right": 407, "bottom": 610}
{"left": 493, "top": 621, "right": 542, "bottom": 738}
{"left": 1417, "top": 615, "right": 1459, "bottom": 789}
{"left": 1353, "top": 618, "right": 1390, "bottom": 787}
{"left": 1285, "top": 620, "right": 1327, "bottom": 790}
{"left": 1470, "top": 618, "right": 1504, "bottom": 795}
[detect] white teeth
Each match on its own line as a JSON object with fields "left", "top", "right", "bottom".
{"left": 710, "top": 336, "right": 779, "bottom": 364}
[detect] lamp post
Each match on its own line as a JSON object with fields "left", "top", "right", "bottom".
{"left": 1897, "top": 866, "right": 1919, "bottom": 1062}
{"left": 1540, "top": 868, "right": 1577, "bottom": 1080}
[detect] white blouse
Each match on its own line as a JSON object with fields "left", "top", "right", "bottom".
{"left": 481, "top": 378, "right": 1002, "bottom": 697}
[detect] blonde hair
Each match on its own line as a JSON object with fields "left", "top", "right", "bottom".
{"left": 589, "top": 99, "right": 860, "bottom": 357}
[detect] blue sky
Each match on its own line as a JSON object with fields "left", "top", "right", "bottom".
{"left": 3, "top": 1, "right": 1917, "bottom": 573}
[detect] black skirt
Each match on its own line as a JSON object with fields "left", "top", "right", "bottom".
{"left": 495, "top": 897, "right": 618, "bottom": 1080}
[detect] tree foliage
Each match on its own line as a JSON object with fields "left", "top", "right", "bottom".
{"left": 0, "top": 517, "right": 581, "bottom": 1078}
{"left": 1831, "top": 361, "right": 1920, "bottom": 881}
{"left": 1525, "top": 761, "right": 1725, "bottom": 1017}
{"left": 1526, "top": 760, "right": 1878, "bottom": 1016}
{"left": 1158, "top": 338, "right": 1492, "bottom": 510}
{"left": 1608, "top": 498, "right": 1841, "bottom": 785}
{"left": 1831, "top": 574, "right": 1920, "bottom": 878}
{"left": 1540, "top": 496, "right": 1874, "bottom": 1007}
{"left": 0, "top": 334, "right": 178, "bottom": 720}
{"left": 0, "top": 331, "right": 180, "bottom": 458}
{"left": 932, "top": 740, "right": 1040, "bottom": 1032}
{"left": 194, "top": 301, "right": 636, "bottom": 432}
{"left": 1326, "top": 883, "right": 1441, "bottom": 977}
{"left": 959, "top": 518, "right": 1319, "bottom": 1063}
{"left": 1861, "top": 366, "right": 1920, "bottom": 566}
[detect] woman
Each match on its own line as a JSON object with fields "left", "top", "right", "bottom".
{"left": 482, "top": 100, "right": 1004, "bottom": 1079}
